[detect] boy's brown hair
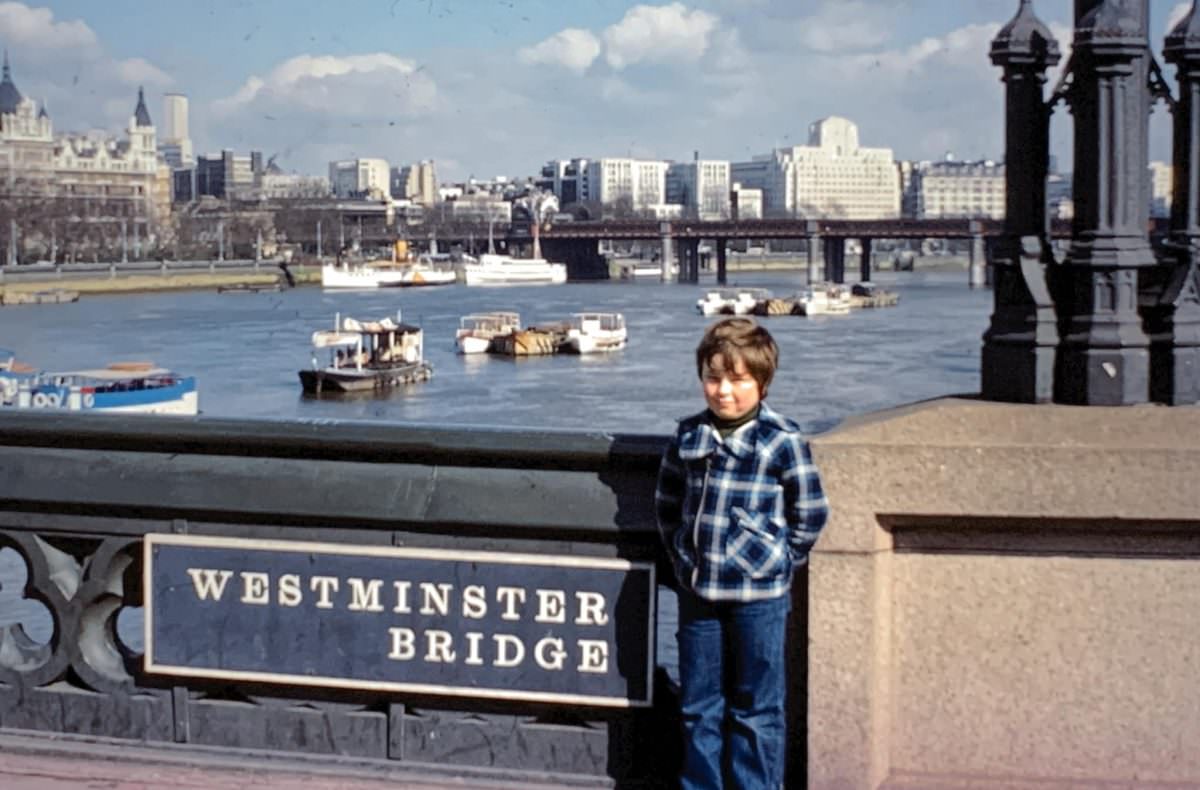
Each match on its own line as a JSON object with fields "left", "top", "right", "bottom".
{"left": 695, "top": 317, "right": 779, "bottom": 397}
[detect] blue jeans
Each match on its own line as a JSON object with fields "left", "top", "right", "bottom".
{"left": 676, "top": 590, "right": 791, "bottom": 790}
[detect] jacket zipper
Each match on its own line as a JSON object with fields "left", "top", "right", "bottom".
{"left": 691, "top": 457, "right": 711, "bottom": 589}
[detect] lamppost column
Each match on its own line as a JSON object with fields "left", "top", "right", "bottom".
{"left": 982, "top": 0, "right": 1061, "bottom": 402}
{"left": 1155, "top": 1, "right": 1200, "bottom": 403}
{"left": 1055, "top": 0, "right": 1155, "bottom": 404}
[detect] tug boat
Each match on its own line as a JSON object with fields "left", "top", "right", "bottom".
{"left": 299, "top": 313, "right": 432, "bottom": 393}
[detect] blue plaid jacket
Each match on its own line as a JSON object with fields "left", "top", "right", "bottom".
{"left": 655, "top": 402, "right": 829, "bottom": 602}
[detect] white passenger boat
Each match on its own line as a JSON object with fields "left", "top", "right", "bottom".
{"left": 455, "top": 311, "right": 521, "bottom": 354}
{"left": 0, "top": 351, "right": 198, "bottom": 415}
{"left": 299, "top": 313, "right": 432, "bottom": 394}
{"left": 562, "top": 312, "right": 628, "bottom": 354}
{"left": 619, "top": 260, "right": 663, "bottom": 280}
{"left": 322, "top": 260, "right": 388, "bottom": 289}
{"left": 457, "top": 253, "right": 567, "bottom": 286}
{"left": 696, "top": 288, "right": 770, "bottom": 316}
{"left": 796, "top": 283, "right": 852, "bottom": 316}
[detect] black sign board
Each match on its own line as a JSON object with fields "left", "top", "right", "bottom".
{"left": 144, "top": 534, "right": 656, "bottom": 707}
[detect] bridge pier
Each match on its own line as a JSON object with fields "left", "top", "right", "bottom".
{"left": 805, "top": 220, "right": 822, "bottom": 283}
{"left": 659, "top": 223, "right": 674, "bottom": 283}
{"left": 824, "top": 237, "right": 846, "bottom": 284}
{"left": 968, "top": 222, "right": 987, "bottom": 289}
{"left": 716, "top": 238, "right": 728, "bottom": 285}
{"left": 859, "top": 237, "right": 872, "bottom": 282}
{"left": 678, "top": 238, "right": 701, "bottom": 284}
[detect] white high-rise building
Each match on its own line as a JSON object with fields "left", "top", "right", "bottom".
{"left": 329, "top": 158, "right": 390, "bottom": 199}
{"left": 158, "top": 93, "right": 193, "bottom": 168}
{"left": 733, "top": 116, "right": 900, "bottom": 219}
{"left": 666, "top": 158, "right": 731, "bottom": 219}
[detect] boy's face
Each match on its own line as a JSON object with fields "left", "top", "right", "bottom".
{"left": 701, "top": 352, "right": 762, "bottom": 421}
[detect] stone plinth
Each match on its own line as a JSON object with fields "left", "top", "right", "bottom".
{"left": 807, "top": 398, "right": 1200, "bottom": 788}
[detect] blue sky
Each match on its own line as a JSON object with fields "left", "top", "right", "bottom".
{"left": 3, "top": 1, "right": 1188, "bottom": 179}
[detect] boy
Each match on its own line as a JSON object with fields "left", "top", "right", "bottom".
{"left": 655, "top": 317, "right": 829, "bottom": 789}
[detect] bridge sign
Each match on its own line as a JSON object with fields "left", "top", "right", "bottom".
{"left": 144, "top": 534, "right": 656, "bottom": 707}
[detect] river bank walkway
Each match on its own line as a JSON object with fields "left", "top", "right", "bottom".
{"left": 0, "top": 267, "right": 320, "bottom": 301}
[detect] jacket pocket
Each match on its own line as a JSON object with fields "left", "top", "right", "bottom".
{"left": 726, "top": 507, "right": 787, "bottom": 579}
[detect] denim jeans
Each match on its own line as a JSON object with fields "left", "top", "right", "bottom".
{"left": 676, "top": 589, "right": 791, "bottom": 790}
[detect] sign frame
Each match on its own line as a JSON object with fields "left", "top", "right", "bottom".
{"left": 143, "top": 533, "right": 657, "bottom": 708}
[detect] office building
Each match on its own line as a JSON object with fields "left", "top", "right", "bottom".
{"left": 733, "top": 116, "right": 900, "bottom": 219}
{"left": 329, "top": 158, "right": 389, "bottom": 200}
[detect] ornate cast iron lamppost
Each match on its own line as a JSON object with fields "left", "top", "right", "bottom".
{"left": 1154, "top": 2, "right": 1200, "bottom": 404}
{"left": 1054, "top": 0, "right": 1156, "bottom": 405}
{"left": 983, "top": 0, "right": 1061, "bottom": 403}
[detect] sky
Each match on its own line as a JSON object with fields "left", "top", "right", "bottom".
{"left": 0, "top": 0, "right": 1189, "bottom": 180}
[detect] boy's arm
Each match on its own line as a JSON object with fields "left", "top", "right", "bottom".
{"left": 654, "top": 440, "right": 689, "bottom": 580}
{"left": 782, "top": 437, "right": 829, "bottom": 559}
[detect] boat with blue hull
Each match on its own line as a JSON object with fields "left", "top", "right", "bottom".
{"left": 0, "top": 351, "right": 198, "bottom": 415}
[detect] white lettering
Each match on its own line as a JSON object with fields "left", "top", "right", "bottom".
{"left": 577, "top": 640, "right": 610, "bottom": 673}
{"left": 464, "top": 632, "right": 485, "bottom": 665}
{"left": 493, "top": 634, "right": 525, "bottom": 667}
{"left": 310, "top": 576, "right": 339, "bottom": 609}
{"left": 495, "top": 586, "right": 527, "bottom": 621}
{"left": 387, "top": 627, "right": 416, "bottom": 660}
{"left": 419, "top": 582, "right": 452, "bottom": 616}
{"left": 392, "top": 580, "right": 412, "bottom": 613}
{"left": 187, "top": 568, "right": 233, "bottom": 601}
{"left": 277, "top": 573, "right": 302, "bottom": 607}
{"left": 239, "top": 571, "right": 269, "bottom": 605}
{"left": 461, "top": 584, "right": 487, "bottom": 619}
{"left": 574, "top": 591, "right": 609, "bottom": 626}
{"left": 535, "top": 589, "right": 566, "bottom": 624}
{"left": 347, "top": 578, "right": 384, "bottom": 612}
{"left": 425, "top": 630, "right": 456, "bottom": 663}
{"left": 534, "top": 637, "right": 567, "bottom": 670}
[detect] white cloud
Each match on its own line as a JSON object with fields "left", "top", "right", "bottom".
{"left": 213, "top": 53, "right": 437, "bottom": 118}
{"left": 0, "top": 3, "right": 175, "bottom": 133}
{"left": 0, "top": 2, "right": 97, "bottom": 53}
{"left": 518, "top": 28, "right": 601, "bottom": 74}
{"left": 1166, "top": 2, "right": 1190, "bottom": 35}
{"left": 795, "top": 1, "right": 894, "bottom": 53}
{"left": 115, "top": 57, "right": 172, "bottom": 88}
{"left": 603, "top": 3, "right": 718, "bottom": 69}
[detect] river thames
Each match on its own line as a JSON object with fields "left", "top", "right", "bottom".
{"left": 0, "top": 269, "right": 988, "bottom": 433}
{"left": 0, "top": 268, "right": 990, "bottom": 677}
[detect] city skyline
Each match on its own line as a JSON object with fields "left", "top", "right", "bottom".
{"left": 2, "top": 1, "right": 1190, "bottom": 180}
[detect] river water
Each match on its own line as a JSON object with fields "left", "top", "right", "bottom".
{"left": 0, "top": 269, "right": 991, "bottom": 680}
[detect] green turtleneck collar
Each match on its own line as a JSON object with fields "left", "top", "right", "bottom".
{"left": 707, "top": 404, "right": 761, "bottom": 439}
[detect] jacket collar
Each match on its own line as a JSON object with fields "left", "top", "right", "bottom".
{"left": 677, "top": 402, "right": 789, "bottom": 461}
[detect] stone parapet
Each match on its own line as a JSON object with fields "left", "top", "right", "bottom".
{"left": 808, "top": 398, "right": 1200, "bottom": 788}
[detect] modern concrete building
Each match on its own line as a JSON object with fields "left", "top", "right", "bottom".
{"left": 906, "top": 157, "right": 1007, "bottom": 219}
{"left": 329, "top": 158, "right": 389, "bottom": 200}
{"left": 539, "top": 156, "right": 669, "bottom": 216}
{"left": 730, "top": 182, "right": 763, "bottom": 220}
{"left": 158, "top": 93, "right": 193, "bottom": 168}
{"left": 1149, "top": 160, "right": 1172, "bottom": 218}
{"left": 391, "top": 160, "right": 438, "bottom": 205}
{"left": 666, "top": 157, "right": 731, "bottom": 219}
{"left": 733, "top": 116, "right": 900, "bottom": 219}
